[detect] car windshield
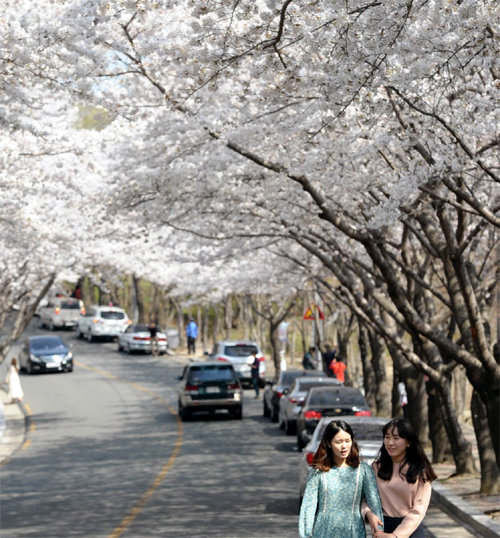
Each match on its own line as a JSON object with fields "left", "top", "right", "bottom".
{"left": 281, "top": 371, "right": 305, "bottom": 385}
{"left": 30, "top": 337, "right": 66, "bottom": 351}
{"left": 223, "top": 345, "right": 257, "bottom": 357}
{"left": 101, "top": 311, "right": 125, "bottom": 320}
{"left": 309, "top": 390, "right": 367, "bottom": 406}
{"left": 316, "top": 422, "right": 383, "bottom": 441}
{"left": 188, "top": 365, "right": 237, "bottom": 383}
{"left": 60, "top": 301, "right": 81, "bottom": 309}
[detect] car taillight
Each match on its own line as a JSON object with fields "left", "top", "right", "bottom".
{"left": 217, "top": 357, "right": 229, "bottom": 362}
{"left": 157, "top": 337, "right": 167, "bottom": 342}
{"left": 258, "top": 356, "right": 265, "bottom": 362}
{"left": 354, "top": 410, "right": 372, "bottom": 416}
{"left": 304, "top": 410, "right": 322, "bottom": 420}
{"left": 92, "top": 318, "right": 102, "bottom": 324}
{"left": 185, "top": 384, "right": 199, "bottom": 394}
{"left": 133, "top": 336, "right": 150, "bottom": 341}
{"left": 289, "top": 397, "right": 298, "bottom": 403}
{"left": 80, "top": 307, "right": 86, "bottom": 315}
{"left": 306, "top": 452, "right": 315, "bottom": 465}
{"left": 228, "top": 383, "right": 239, "bottom": 390}
{"left": 290, "top": 397, "right": 304, "bottom": 404}
{"left": 54, "top": 307, "right": 60, "bottom": 314}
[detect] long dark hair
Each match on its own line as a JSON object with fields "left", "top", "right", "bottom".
{"left": 376, "top": 418, "right": 437, "bottom": 484}
{"left": 312, "top": 420, "right": 360, "bottom": 472}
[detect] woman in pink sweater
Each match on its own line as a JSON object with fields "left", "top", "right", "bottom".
{"left": 365, "top": 418, "right": 437, "bottom": 538}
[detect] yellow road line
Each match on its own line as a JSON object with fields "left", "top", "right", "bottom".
{"left": 75, "top": 360, "right": 184, "bottom": 537}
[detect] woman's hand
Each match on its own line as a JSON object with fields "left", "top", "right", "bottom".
{"left": 366, "top": 511, "right": 383, "bottom": 535}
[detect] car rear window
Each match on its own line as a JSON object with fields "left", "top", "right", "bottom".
{"left": 60, "top": 301, "right": 81, "bottom": 309}
{"left": 309, "top": 389, "right": 367, "bottom": 406}
{"left": 188, "top": 365, "right": 237, "bottom": 383}
{"left": 281, "top": 371, "right": 305, "bottom": 385}
{"left": 297, "top": 380, "right": 334, "bottom": 392}
{"left": 100, "top": 311, "right": 125, "bottom": 320}
{"left": 223, "top": 345, "right": 257, "bottom": 357}
{"left": 132, "top": 325, "right": 149, "bottom": 332}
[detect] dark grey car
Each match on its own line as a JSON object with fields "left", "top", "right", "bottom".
{"left": 19, "top": 335, "right": 74, "bottom": 374}
{"left": 177, "top": 361, "right": 243, "bottom": 420}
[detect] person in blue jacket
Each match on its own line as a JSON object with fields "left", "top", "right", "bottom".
{"left": 186, "top": 318, "right": 198, "bottom": 354}
{"left": 299, "top": 420, "right": 383, "bottom": 538}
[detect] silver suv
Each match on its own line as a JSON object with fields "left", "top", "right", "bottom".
{"left": 206, "top": 340, "right": 266, "bottom": 387}
{"left": 77, "top": 305, "right": 130, "bottom": 342}
{"left": 38, "top": 297, "right": 85, "bottom": 330}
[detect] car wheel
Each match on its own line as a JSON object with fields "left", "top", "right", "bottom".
{"left": 285, "top": 419, "right": 295, "bottom": 435}
{"left": 87, "top": 331, "right": 94, "bottom": 343}
{"left": 178, "top": 403, "right": 190, "bottom": 421}
{"left": 117, "top": 341, "right": 123, "bottom": 352}
{"left": 231, "top": 406, "right": 243, "bottom": 420}
{"left": 263, "top": 400, "right": 271, "bottom": 418}
{"left": 271, "top": 407, "right": 279, "bottom": 423}
{"left": 126, "top": 344, "right": 132, "bottom": 354}
{"left": 66, "top": 366, "right": 74, "bottom": 373}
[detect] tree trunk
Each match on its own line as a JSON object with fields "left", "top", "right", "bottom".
{"left": 368, "top": 328, "right": 391, "bottom": 416}
{"left": 471, "top": 390, "right": 500, "bottom": 494}
{"left": 426, "top": 379, "right": 454, "bottom": 463}
{"left": 357, "top": 323, "right": 376, "bottom": 410}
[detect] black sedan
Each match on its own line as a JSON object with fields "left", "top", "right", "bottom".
{"left": 19, "top": 335, "right": 74, "bottom": 374}
{"left": 296, "top": 386, "right": 370, "bottom": 450}
{"left": 263, "top": 369, "right": 326, "bottom": 422}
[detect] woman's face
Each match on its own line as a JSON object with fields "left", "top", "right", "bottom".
{"left": 384, "top": 426, "right": 409, "bottom": 462}
{"left": 329, "top": 429, "right": 352, "bottom": 465}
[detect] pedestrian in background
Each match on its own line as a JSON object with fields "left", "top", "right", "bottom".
{"left": 322, "top": 343, "right": 337, "bottom": 376}
{"left": 186, "top": 317, "right": 198, "bottom": 354}
{"left": 302, "top": 346, "right": 316, "bottom": 370}
{"left": 299, "top": 419, "right": 383, "bottom": 537}
{"left": 329, "top": 355, "right": 346, "bottom": 383}
{"left": 364, "top": 418, "right": 437, "bottom": 538}
{"left": 5, "top": 358, "right": 23, "bottom": 404}
{"left": 148, "top": 319, "right": 159, "bottom": 356}
{"left": 249, "top": 350, "right": 260, "bottom": 399}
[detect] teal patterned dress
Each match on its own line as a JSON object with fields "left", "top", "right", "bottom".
{"left": 299, "top": 462, "right": 383, "bottom": 538}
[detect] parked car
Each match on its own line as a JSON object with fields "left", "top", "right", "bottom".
{"left": 38, "top": 297, "right": 85, "bottom": 330}
{"left": 263, "top": 369, "right": 327, "bottom": 422}
{"left": 206, "top": 340, "right": 266, "bottom": 387}
{"left": 77, "top": 305, "right": 131, "bottom": 342}
{"left": 117, "top": 324, "right": 168, "bottom": 354}
{"left": 298, "top": 416, "right": 388, "bottom": 499}
{"left": 177, "top": 361, "right": 243, "bottom": 420}
{"left": 19, "top": 335, "right": 74, "bottom": 374}
{"left": 296, "top": 386, "right": 372, "bottom": 450}
{"left": 279, "top": 376, "right": 341, "bottom": 434}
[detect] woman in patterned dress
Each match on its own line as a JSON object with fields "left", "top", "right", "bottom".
{"left": 299, "top": 420, "right": 384, "bottom": 538}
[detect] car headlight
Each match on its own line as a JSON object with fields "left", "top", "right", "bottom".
{"left": 29, "top": 354, "right": 42, "bottom": 363}
{"left": 64, "top": 352, "right": 73, "bottom": 360}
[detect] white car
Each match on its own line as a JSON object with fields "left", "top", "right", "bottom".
{"left": 117, "top": 324, "right": 168, "bottom": 354}
{"left": 206, "top": 340, "right": 266, "bottom": 387}
{"left": 38, "top": 297, "right": 85, "bottom": 330}
{"left": 298, "top": 416, "right": 389, "bottom": 499}
{"left": 77, "top": 305, "right": 130, "bottom": 342}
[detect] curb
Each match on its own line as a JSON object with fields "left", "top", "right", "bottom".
{"left": 432, "top": 481, "right": 500, "bottom": 538}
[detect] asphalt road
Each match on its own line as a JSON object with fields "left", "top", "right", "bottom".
{"left": 0, "top": 328, "right": 300, "bottom": 538}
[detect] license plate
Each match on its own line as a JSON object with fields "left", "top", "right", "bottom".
{"left": 206, "top": 386, "right": 220, "bottom": 393}
{"left": 46, "top": 362, "right": 59, "bottom": 368}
